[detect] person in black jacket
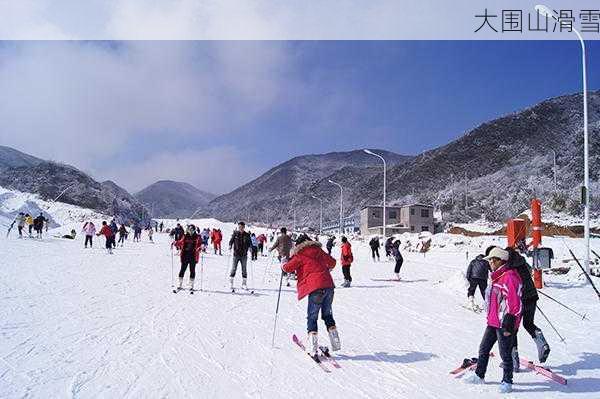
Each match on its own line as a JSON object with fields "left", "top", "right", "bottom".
{"left": 466, "top": 254, "right": 489, "bottom": 308}
{"left": 385, "top": 237, "right": 394, "bottom": 258}
{"left": 505, "top": 246, "right": 550, "bottom": 367}
{"left": 369, "top": 236, "right": 381, "bottom": 261}
{"left": 228, "top": 221, "right": 252, "bottom": 291}
{"left": 326, "top": 236, "right": 336, "bottom": 255}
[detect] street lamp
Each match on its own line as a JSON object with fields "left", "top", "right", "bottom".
{"left": 328, "top": 179, "right": 343, "bottom": 235}
{"left": 536, "top": 4, "right": 590, "bottom": 272}
{"left": 364, "top": 149, "right": 387, "bottom": 238}
{"left": 311, "top": 195, "right": 324, "bottom": 234}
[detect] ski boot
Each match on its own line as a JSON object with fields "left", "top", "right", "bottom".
{"left": 229, "top": 277, "right": 235, "bottom": 291}
{"left": 534, "top": 329, "right": 551, "bottom": 363}
{"left": 178, "top": 277, "right": 184, "bottom": 290}
{"left": 395, "top": 273, "right": 401, "bottom": 281}
{"left": 189, "top": 278, "right": 195, "bottom": 291}
{"left": 242, "top": 278, "right": 248, "bottom": 290}
{"left": 463, "top": 372, "right": 484, "bottom": 385}
{"left": 498, "top": 381, "right": 512, "bottom": 393}
{"left": 328, "top": 327, "right": 341, "bottom": 351}
{"left": 512, "top": 347, "right": 520, "bottom": 373}
{"left": 306, "top": 332, "right": 319, "bottom": 357}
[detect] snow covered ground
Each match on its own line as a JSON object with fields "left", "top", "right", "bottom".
{"left": 1, "top": 218, "right": 600, "bottom": 398}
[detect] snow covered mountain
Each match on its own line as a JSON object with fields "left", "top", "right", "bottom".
{"left": 208, "top": 91, "right": 600, "bottom": 230}
{"left": 134, "top": 180, "right": 216, "bottom": 218}
{"left": 0, "top": 149, "right": 149, "bottom": 223}
{"left": 206, "top": 149, "right": 413, "bottom": 225}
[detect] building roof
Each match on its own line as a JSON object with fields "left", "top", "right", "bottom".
{"left": 361, "top": 203, "right": 433, "bottom": 211}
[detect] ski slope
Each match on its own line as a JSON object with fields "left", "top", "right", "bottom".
{"left": 1, "top": 219, "right": 599, "bottom": 398}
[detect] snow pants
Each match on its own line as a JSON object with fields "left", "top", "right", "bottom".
{"left": 371, "top": 246, "right": 380, "bottom": 260}
{"left": 307, "top": 287, "right": 335, "bottom": 333}
{"left": 105, "top": 236, "right": 115, "bottom": 249}
{"left": 213, "top": 242, "right": 222, "bottom": 255}
{"left": 394, "top": 255, "right": 404, "bottom": 273}
{"left": 84, "top": 235, "right": 93, "bottom": 247}
{"left": 251, "top": 246, "right": 258, "bottom": 260}
{"left": 467, "top": 278, "right": 487, "bottom": 300}
{"left": 342, "top": 266, "right": 352, "bottom": 282}
{"left": 179, "top": 260, "right": 196, "bottom": 279}
{"left": 230, "top": 255, "right": 248, "bottom": 278}
{"left": 475, "top": 326, "right": 515, "bottom": 384}
{"left": 513, "top": 297, "right": 541, "bottom": 352}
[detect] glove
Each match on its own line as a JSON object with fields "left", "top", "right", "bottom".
{"left": 501, "top": 314, "right": 516, "bottom": 335}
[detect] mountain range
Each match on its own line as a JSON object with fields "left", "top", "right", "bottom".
{"left": 134, "top": 180, "right": 216, "bottom": 219}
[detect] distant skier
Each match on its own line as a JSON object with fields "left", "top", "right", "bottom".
{"left": 282, "top": 233, "right": 341, "bottom": 356}
{"left": 507, "top": 245, "right": 551, "bottom": 366}
{"left": 173, "top": 223, "right": 184, "bottom": 241}
{"left": 250, "top": 233, "right": 258, "bottom": 261}
{"left": 109, "top": 219, "right": 118, "bottom": 248}
{"left": 118, "top": 224, "right": 128, "bottom": 247}
{"left": 257, "top": 233, "right": 267, "bottom": 256}
{"left": 82, "top": 221, "right": 96, "bottom": 248}
{"left": 340, "top": 236, "right": 353, "bottom": 287}
{"left": 369, "top": 236, "right": 381, "bottom": 261}
{"left": 61, "top": 229, "right": 77, "bottom": 239}
{"left": 15, "top": 212, "right": 26, "bottom": 238}
{"left": 385, "top": 237, "right": 394, "bottom": 258}
{"left": 173, "top": 225, "right": 201, "bottom": 291}
{"left": 133, "top": 223, "right": 142, "bottom": 242}
{"left": 211, "top": 228, "right": 223, "bottom": 255}
{"left": 147, "top": 226, "right": 154, "bottom": 243}
{"left": 25, "top": 213, "right": 33, "bottom": 237}
{"left": 465, "top": 253, "right": 489, "bottom": 311}
{"left": 463, "top": 247, "right": 522, "bottom": 394}
{"left": 33, "top": 213, "right": 47, "bottom": 238}
{"left": 228, "top": 221, "right": 253, "bottom": 291}
{"left": 270, "top": 227, "right": 294, "bottom": 286}
{"left": 97, "top": 221, "right": 116, "bottom": 254}
{"left": 159, "top": 222, "right": 164, "bottom": 232}
{"left": 392, "top": 240, "right": 403, "bottom": 280}
{"left": 326, "top": 235, "right": 336, "bottom": 255}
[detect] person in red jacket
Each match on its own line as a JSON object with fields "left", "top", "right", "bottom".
{"left": 96, "top": 221, "right": 115, "bottom": 254}
{"left": 282, "top": 234, "right": 341, "bottom": 357}
{"left": 340, "top": 236, "right": 353, "bottom": 287}
{"left": 173, "top": 225, "right": 202, "bottom": 291}
{"left": 211, "top": 229, "right": 223, "bottom": 255}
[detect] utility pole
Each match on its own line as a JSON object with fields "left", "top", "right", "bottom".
{"left": 464, "top": 171, "right": 468, "bottom": 211}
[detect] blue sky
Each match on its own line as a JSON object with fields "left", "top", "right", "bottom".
{"left": 0, "top": 40, "right": 598, "bottom": 194}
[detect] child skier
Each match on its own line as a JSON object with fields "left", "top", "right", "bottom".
{"left": 463, "top": 247, "right": 523, "bottom": 393}
{"left": 173, "top": 225, "right": 202, "bottom": 291}
{"left": 340, "top": 236, "right": 353, "bottom": 287}
{"left": 82, "top": 221, "right": 96, "bottom": 248}
{"left": 97, "top": 221, "right": 115, "bottom": 254}
{"left": 392, "top": 240, "right": 403, "bottom": 280}
{"left": 282, "top": 234, "right": 341, "bottom": 357}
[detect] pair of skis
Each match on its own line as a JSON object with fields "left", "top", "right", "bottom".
{"left": 172, "top": 287, "right": 197, "bottom": 295}
{"left": 292, "top": 334, "right": 341, "bottom": 373}
{"left": 449, "top": 353, "right": 494, "bottom": 376}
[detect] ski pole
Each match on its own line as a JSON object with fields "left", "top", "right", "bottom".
{"left": 536, "top": 304, "right": 566, "bottom": 343}
{"left": 200, "top": 252, "right": 204, "bottom": 292}
{"left": 170, "top": 244, "right": 174, "bottom": 287}
{"left": 591, "top": 249, "right": 600, "bottom": 262}
{"left": 538, "top": 290, "right": 587, "bottom": 320}
{"left": 271, "top": 270, "right": 285, "bottom": 348}
{"left": 568, "top": 249, "right": 600, "bottom": 301}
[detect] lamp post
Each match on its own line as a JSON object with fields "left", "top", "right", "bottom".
{"left": 311, "top": 195, "right": 323, "bottom": 234}
{"left": 364, "top": 149, "right": 387, "bottom": 238}
{"left": 536, "top": 4, "right": 590, "bottom": 272}
{"left": 328, "top": 179, "right": 343, "bottom": 235}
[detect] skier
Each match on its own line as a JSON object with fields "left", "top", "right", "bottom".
{"left": 463, "top": 247, "right": 522, "bottom": 394}
{"left": 61, "top": 229, "right": 77, "bottom": 239}
{"left": 325, "top": 235, "right": 336, "bottom": 255}
{"left": 250, "top": 233, "right": 258, "bottom": 261}
{"left": 369, "top": 236, "right": 381, "bottom": 261}
{"left": 211, "top": 228, "right": 223, "bottom": 255}
{"left": 147, "top": 226, "right": 154, "bottom": 242}
{"left": 173, "top": 225, "right": 202, "bottom": 291}
{"left": 117, "top": 224, "right": 128, "bottom": 247}
{"left": 385, "top": 236, "right": 394, "bottom": 258}
{"left": 282, "top": 233, "right": 341, "bottom": 356}
{"left": 173, "top": 223, "right": 184, "bottom": 241}
{"left": 159, "top": 221, "right": 164, "bottom": 232}
{"left": 392, "top": 240, "right": 403, "bottom": 280}
{"left": 466, "top": 253, "right": 490, "bottom": 311}
{"left": 228, "top": 221, "right": 253, "bottom": 291}
{"left": 201, "top": 228, "right": 210, "bottom": 252}
{"left": 133, "top": 223, "right": 142, "bottom": 242}
{"left": 33, "top": 213, "right": 47, "bottom": 238}
{"left": 82, "top": 221, "right": 96, "bottom": 248}
{"left": 269, "top": 227, "right": 294, "bottom": 286}
{"left": 15, "top": 212, "right": 26, "bottom": 238}
{"left": 97, "top": 221, "right": 116, "bottom": 254}
{"left": 257, "top": 233, "right": 267, "bottom": 256}
{"left": 507, "top": 245, "right": 551, "bottom": 366}
{"left": 25, "top": 213, "right": 33, "bottom": 237}
{"left": 340, "top": 236, "right": 353, "bottom": 287}
{"left": 109, "top": 219, "right": 118, "bottom": 248}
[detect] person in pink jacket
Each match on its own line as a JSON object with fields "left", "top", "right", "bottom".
{"left": 82, "top": 221, "right": 96, "bottom": 248}
{"left": 464, "top": 246, "right": 523, "bottom": 394}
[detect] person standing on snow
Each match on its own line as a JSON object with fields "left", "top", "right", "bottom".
{"left": 228, "top": 221, "right": 253, "bottom": 291}
{"left": 506, "top": 245, "right": 551, "bottom": 367}
{"left": 257, "top": 233, "right": 267, "bottom": 256}
{"left": 15, "top": 212, "right": 26, "bottom": 238}
{"left": 385, "top": 237, "right": 394, "bottom": 259}
{"left": 325, "top": 235, "right": 336, "bottom": 255}
{"left": 82, "top": 221, "right": 96, "bottom": 248}
{"left": 270, "top": 227, "right": 294, "bottom": 286}
{"left": 25, "top": 213, "right": 33, "bottom": 237}
{"left": 463, "top": 247, "right": 522, "bottom": 394}
{"left": 465, "top": 253, "right": 489, "bottom": 311}
{"left": 282, "top": 234, "right": 341, "bottom": 357}
{"left": 369, "top": 236, "right": 381, "bottom": 261}
{"left": 117, "top": 224, "right": 128, "bottom": 247}
{"left": 97, "top": 221, "right": 116, "bottom": 254}
{"left": 109, "top": 219, "right": 118, "bottom": 248}
{"left": 173, "top": 225, "right": 202, "bottom": 291}
{"left": 392, "top": 240, "right": 404, "bottom": 280}
{"left": 211, "top": 228, "right": 223, "bottom": 255}
{"left": 33, "top": 213, "right": 47, "bottom": 239}
{"left": 250, "top": 233, "right": 259, "bottom": 261}
{"left": 159, "top": 221, "right": 164, "bottom": 232}
{"left": 173, "top": 223, "right": 184, "bottom": 241}
{"left": 340, "top": 236, "right": 353, "bottom": 287}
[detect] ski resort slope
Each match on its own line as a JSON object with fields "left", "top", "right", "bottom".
{"left": 1, "top": 220, "right": 599, "bottom": 399}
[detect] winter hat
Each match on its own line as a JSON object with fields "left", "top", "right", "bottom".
{"left": 341, "top": 236, "right": 348, "bottom": 243}
{"left": 295, "top": 233, "right": 311, "bottom": 247}
{"left": 484, "top": 247, "right": 509, "bottom": 261}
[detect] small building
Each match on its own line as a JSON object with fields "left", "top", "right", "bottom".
{"left": 322, "top": 215, "right": 359, "bottom": 236}
{"left": 360, "top": 204, "right": 434, "bottom": 236}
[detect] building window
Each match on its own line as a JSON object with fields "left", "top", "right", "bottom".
{"left": 410, "top": 208, "right": 415, "bottom": 215}
{"left": 389, "top": 210, "right": 397, "bottom": 219}
{"left": 410, "top": 225, "right": 415, "bottom": 232}
{"left": 421, "top": 225, "right": 430, "bottom": 232}
{"left": 372, "top": 210, "right": 381, "bottom": 218}
{"left": 421, "top": 209, "right": 430, "bottom": 218}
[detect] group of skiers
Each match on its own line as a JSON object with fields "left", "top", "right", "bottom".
{"left": 463, "top": 244, "right": 551, "bottom": 393}
{"left": 369, "top": 236, "right": 405, "bottom": 280}
{"left": 82, "top": 219, "right": 156, "bottom": 253}
{"left": 10, "top": 212, "right": 48, "bottom": 239}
